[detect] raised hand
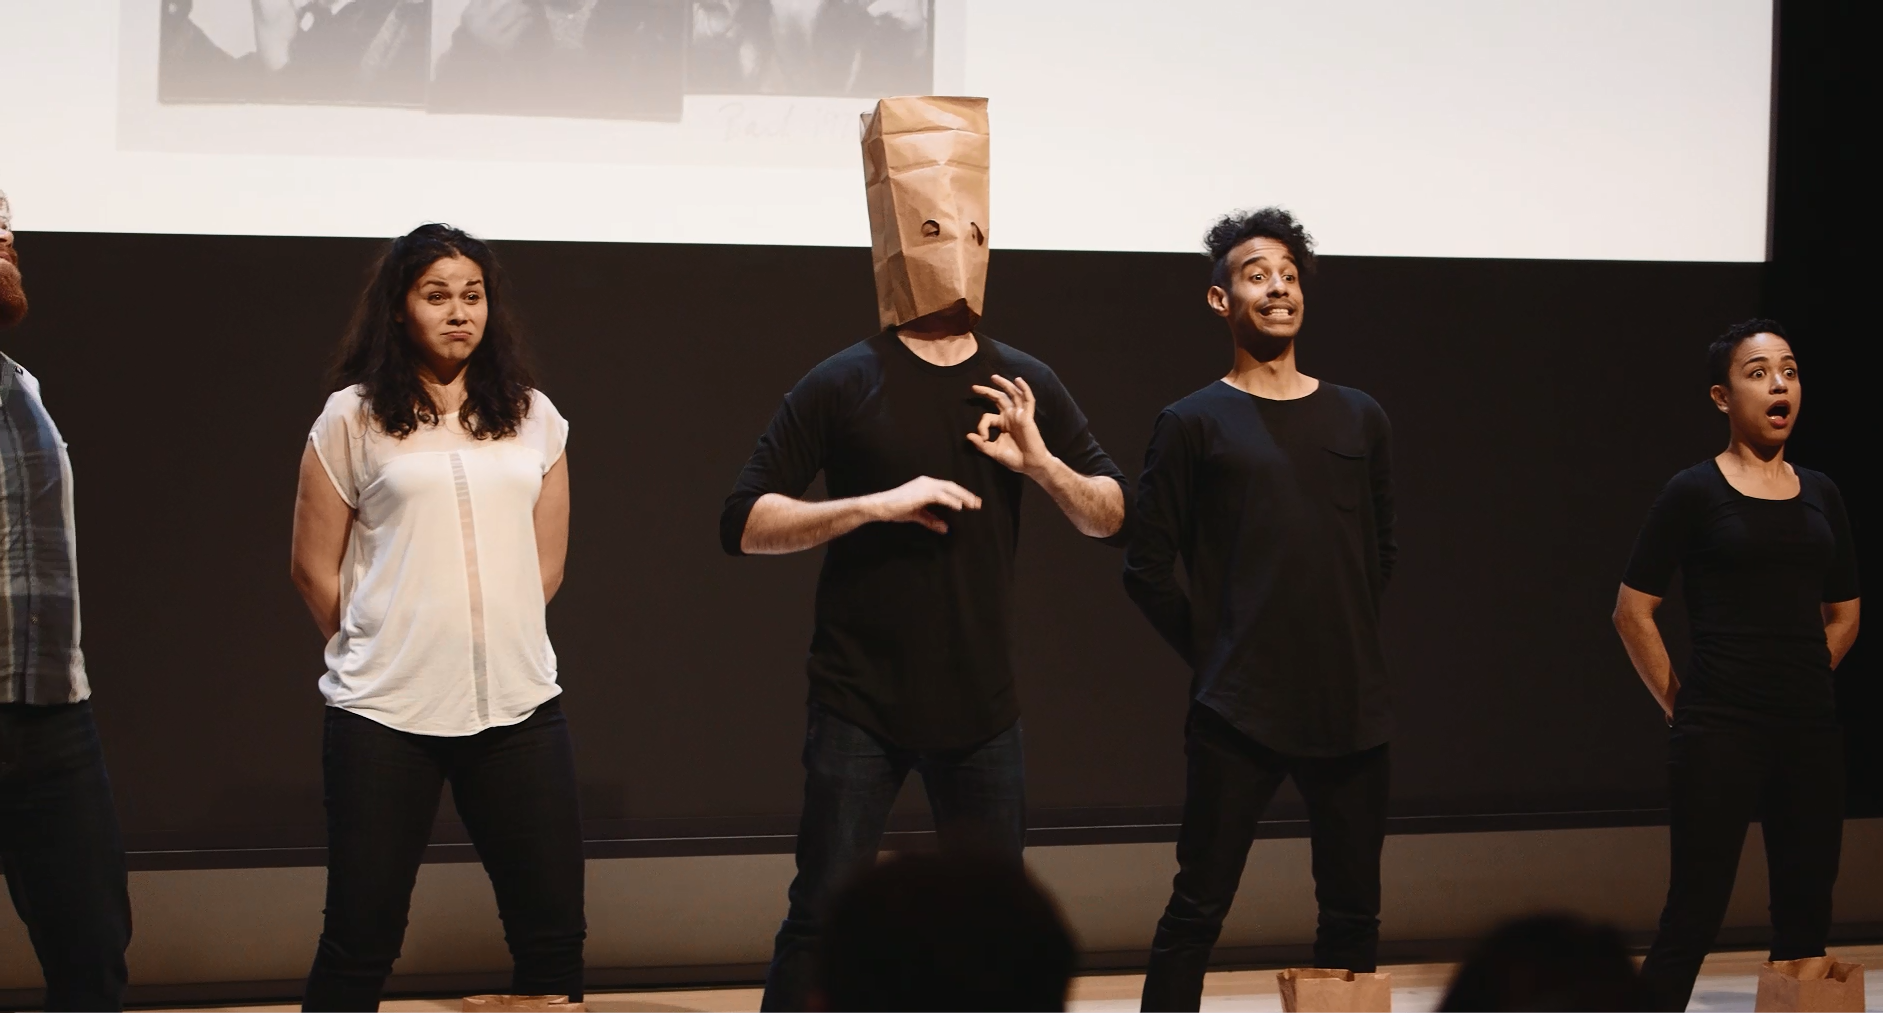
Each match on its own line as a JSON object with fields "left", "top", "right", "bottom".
{"left": 870, "top": 476, "right": 983, "bottom": 534}
{"left": 967, "top": 374, "right": 1055, "bottom": 477}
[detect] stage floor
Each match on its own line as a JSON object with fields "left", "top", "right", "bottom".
{"left": 165, "top": 944, "right": 1883, "bottom": 1012}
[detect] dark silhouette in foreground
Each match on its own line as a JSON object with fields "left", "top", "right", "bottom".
{"left": 815, "top": 851, "right": 1076, "bottom": 1011}
{"left": 1440, "top": 914, "right": 1654, "bottom": 1011}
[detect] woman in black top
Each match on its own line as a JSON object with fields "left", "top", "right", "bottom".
{"left": 1615, "top": 318, "right": 1860, "bottom": 1010}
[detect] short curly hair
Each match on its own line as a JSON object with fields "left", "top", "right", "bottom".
{"left": 1205, "top": 207, "right": 1316, "bottom": 290}
{"left": 1707, "top": 318, "right": 1789, "bottom": 387}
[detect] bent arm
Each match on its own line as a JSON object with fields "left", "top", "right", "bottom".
{"left": 741, "top": 492, "right": 885, "bottom": 555}
{"left": 1613, "top": 583, "right": 1678, "bottom": 719}
{"left": 722, "top": 380, "right": 838, "bottom": 556}
{"left": 969, "top": 374, "right": 1127, "bottom": 542}
{"left": 1820, "top": 480, "right": 1860, "bottom": 671}
{"left": 290, "top": 442, "right": 355, "bottom": 641}
{"left": 741, "top": 476, "right": 983, "bottom": 555}
{"left": 1123, "top": 526, "right": 1192, "bottom": 663}
{"left": 1371, "top": 410, "right": 1398, "bottom": 583}
{"left": 1031, "top": 461, "right": 1125, "bottom": 539}
{"left": 1122, "top": 413, "right": 1195, "bottom": 663}
{"left": 1824, "top": 598, "right": 1861, "bottom": 669}
{"left": 535, "top": 452, "right": 570, "bottom": 602}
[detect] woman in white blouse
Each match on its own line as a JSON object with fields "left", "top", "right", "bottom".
{"left": 289, "top": 224, "right": 580, "bottom": 1011}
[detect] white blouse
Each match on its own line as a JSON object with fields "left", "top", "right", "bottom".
{"left": 309, "top": 385, "right": 568, "bottom": 737}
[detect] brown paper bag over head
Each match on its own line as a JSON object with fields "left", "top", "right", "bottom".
{"left": 860, "top": 96, "right": 990, "bottom": 330}
{"left": 1277, "top": 967, "right": 1393, "bottom": 1012}
{"left": 460, "top": 994, "right": 586, "bottom": 1012}
{"left": 1754, "top": 956, "right": 1864, "bottom": 1012}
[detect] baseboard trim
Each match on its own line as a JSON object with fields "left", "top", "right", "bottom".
{"left": 117, "top": 808, "right": 1679, "bottom": 871}
{"left": 7, "top": 924, "right": 1882, "bottom": 1010}
{"left": 0, "top": 962, "right": 775, "bottom": 1011}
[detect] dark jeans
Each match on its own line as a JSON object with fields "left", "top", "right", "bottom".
{"left": 1639, "top": 709, "right": 1845, "bottom": 1011}
{"left": 760, "top": 704, "right": 1027, "bottom": 1012}
{"left": 0, "top": 701, "right": 132, "bottom": 1012}
{"left": 303, "top": 701, "right": 586, "bottom": 1012}
{"left": 1142, "top": 704, "right": 1389, "bottom": 1012}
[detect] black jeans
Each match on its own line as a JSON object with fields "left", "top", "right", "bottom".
{"left": 303, "top": 701, "right": 586, "bottom": 1012}
{"left": 761, "top": 704, "right": 1028, "bottom": 1012}
{"left": 0, "top": 701, "right": 132, "bottom": 1013}
{"left": 1639, "top": 709, "right": 1845, "bottom": 1011}
{"left": 1142, "top": 704, "right": 1389, "bottom": 1012}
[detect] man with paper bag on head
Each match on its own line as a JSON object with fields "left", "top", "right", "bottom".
{"left": 721, "top": 96, "right": 1128, "bottom": 1011}
{"left": 860, "top": 96, "right": 991, "bottom": 331}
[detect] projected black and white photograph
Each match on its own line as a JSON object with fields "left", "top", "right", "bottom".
{"left": 155, "top": 0, "right": 932, "bottom": 122}
{"left": 158, "top": 0, "right": 430, "bottom": 107}
{"left": 428, "top": 0, "right": 688, "bottom": 120}
{"left": 688, "top": 0, "right": 933, "bottom": 96}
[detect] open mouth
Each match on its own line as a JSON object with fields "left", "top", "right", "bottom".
{"left": 1258, "top": 304, "right": 1296, "bottom": 320}
{"left": 1766, "top": 400, "right": 1792, "bottom": 426}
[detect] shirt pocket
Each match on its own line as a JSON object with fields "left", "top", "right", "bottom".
{"left": 1323, "top": 446, "right": 1369, "bottom": 511}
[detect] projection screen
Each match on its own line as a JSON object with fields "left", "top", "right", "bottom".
{"left": 0, "top": 1, "right": 1772, "bottom": 259}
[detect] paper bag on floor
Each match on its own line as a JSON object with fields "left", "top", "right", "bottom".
{"left": 460, "top": 994, "right": 586, "bottom": 1012}
{"left": 859, "top": 95, "right": 991, "bottom": 329}
{"left": 1754, "top": 957, "right": 1864, "bottom": 1012}
{"left": 1278, "top": 967, "right": 1393, "bottom": 1012}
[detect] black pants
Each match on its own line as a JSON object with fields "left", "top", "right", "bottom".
{"left": 0, "top": 701, "right": 132, "bottom": 1012}
{"left": 761, "top": 704, "right": 1028, "bottom": 1012}
{"left": 1142, "top": 704, "right": 1389, "bottom": 1012}
{"left": 303, "top": 701, "right": 586, "bottom": 1012}
{"left": 1639, "top": 710, "right": 1845, "bottom": 1011}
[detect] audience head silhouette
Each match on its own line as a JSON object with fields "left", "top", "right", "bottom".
{"left": 1439, "top": 913, "right": 1652, "bottom": 1011}
{"left": 815, "top": 850, "right": 1076, "bottom": 1011}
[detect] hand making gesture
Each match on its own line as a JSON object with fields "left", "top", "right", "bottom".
{"left": 967, "top": 374, "right": 1056, "bottom": 477}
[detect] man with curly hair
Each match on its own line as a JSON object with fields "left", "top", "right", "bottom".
{"left": 0, "top": 188, "right": 133, "bottom": 1011}
{"left": 1124, "top": 207, "right": 1397, "bottom": 1010}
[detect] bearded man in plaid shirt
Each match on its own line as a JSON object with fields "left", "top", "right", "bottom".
{"left": 0, "top": 187, "right": 133, "bottom": 1012}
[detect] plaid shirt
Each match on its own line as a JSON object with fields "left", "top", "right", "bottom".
{"left": 0, "top": 354, "right": 87, "bottom": 704}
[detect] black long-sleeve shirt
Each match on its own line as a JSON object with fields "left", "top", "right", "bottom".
{"left": 1124, "top": 381, "right": 1396, "bottom": 757}
{"left": 1622, "top": 460, "right": 1858, "bottom": 725}
{"left": 722, "top": 330, "right": 1127, "bottom": 750}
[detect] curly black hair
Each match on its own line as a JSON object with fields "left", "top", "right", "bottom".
{"left": 337, "top": 223, "right": 534, "bottom": 440}
{"left": 1707, "top": 318, "right": 1789, "bottom": 388}
{"left": 1204, "top": 207, "right": 1316, "bottom": 290}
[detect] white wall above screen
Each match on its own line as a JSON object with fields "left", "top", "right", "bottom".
{"left": 0, "top": 0, "right": 1773, "bottom": 261}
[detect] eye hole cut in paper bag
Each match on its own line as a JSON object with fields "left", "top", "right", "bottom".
{"left": 1754, "top": 956, "right": 1865, "bottom": 1012}
{"left": 860, "top": 96, "right": 990, "bottom": 330}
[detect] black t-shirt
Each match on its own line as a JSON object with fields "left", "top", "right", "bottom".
{"left": 721, "top": 330, "right": 1127, "bottom": 750}
{"left": 1622, "top": 459, "right": 1859, "bottom": 724}
{"left": 1124, "top": 381, "right": 1396, "bottom": 757}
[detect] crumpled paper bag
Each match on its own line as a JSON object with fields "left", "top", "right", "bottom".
{"left": 1278, "top": 967, "right": 1393, "bottom": 1012}
{"left": 460, "top": 994, "right": 586, "bottom": 1012}
{"left": 1754, "top": 956, "right": 1864, "bottom": 1012}
{"left": 860, "top": 95, "right": 990, "bottom": 329}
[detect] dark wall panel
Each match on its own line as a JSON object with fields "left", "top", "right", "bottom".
{"left": 1767, "top": 0, "right": 1877, "bottom": 817}
{"left": 5, "top": 234, "right": 1769, "bottom": 858}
